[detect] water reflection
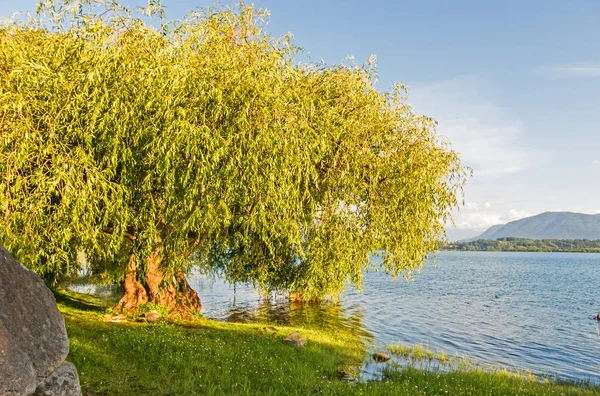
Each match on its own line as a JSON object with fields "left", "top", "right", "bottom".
{"left": 192, "top": 275, "right": 373, "bottom": 343}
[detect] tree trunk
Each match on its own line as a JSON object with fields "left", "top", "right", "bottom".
{"left": 116, "top": 247, "right": 202, "bottom": 317}
{"left": 146, "top": 249, "right": 202, "bottom": 316}
{"left": 173, "top": 270, "right": 202, "bottom": 315}
{"left": 114, "top": 253, "right": 149, "bottom": 312}
{"left": 145, "top": 247, "right": 164, "bottom": 303}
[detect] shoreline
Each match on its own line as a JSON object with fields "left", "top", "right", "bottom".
{"left": 58, "top": 289, "right": 600, "bottom": 395}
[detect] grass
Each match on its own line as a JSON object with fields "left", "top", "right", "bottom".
{"left": 411, "top": 343, "right": 425, "bottom": 360}
{"left": 57, "top": 290, "right": 600, "bottom": 395}
{"left": 425, "top": 347, "right": 434, "bottom": 361}
{"left": 387, "top": 343, "right": 410, "bottom": 357}
{"left": 437, "top": 351, "right": 448, "bottom": 364}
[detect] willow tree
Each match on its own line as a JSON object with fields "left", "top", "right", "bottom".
{"left": 0, "top": 0, "right": 467, "bottom": 315}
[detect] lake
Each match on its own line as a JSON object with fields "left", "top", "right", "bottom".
{"left": 189, "top": 251, "right": 600, "bottom": 383}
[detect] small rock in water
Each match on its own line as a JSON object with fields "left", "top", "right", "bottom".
{"left": 284, "top": 332, "right": 308, "bottom": 348}
{"left": 145, "top": 310, "right": 161, "bottom": 323}
{"left": 372, "top": 352, "right": 391, "bottom": 362}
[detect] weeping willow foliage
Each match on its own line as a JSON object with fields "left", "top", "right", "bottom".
{"left": 0, "top": 0, "right": 468, "bottom": 299}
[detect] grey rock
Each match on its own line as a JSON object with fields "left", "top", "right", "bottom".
{"left": 110, "top": 314, "right": 127, "bottom": 323}
{"left": 283, "top": 332, "right": 308, "bottom": 348}
{"left": 34, "top": 361, "right": 82, "bottom": 396}
{"left": 336, "top": 368, "right": 359, "bottom": 381}
{"left": 0, "top": 247, "right": 69, "bottom": 379}
{"left": 144, "top": 310, "right": 160, "bottom": 323}
{"left": 0, "top": 321, "right": 37, "bottom": 395}
{"left": 0, "top": 246, "right": 81, "bottom": 395}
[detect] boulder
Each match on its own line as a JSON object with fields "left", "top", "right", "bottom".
{"left": 0, "top": 246, "right": 81, "bottom": 395}
{"left": 372, "top": 352, "right": 391, "bottom": 362}
{"left": 144, "top": 310, "right": 160, "bottom": 323}
{"left": 0, "top": 321, "right": 37, "bottom": 395}
{"left": 283, "top": 332, "right": 308, "bottom": 348}
{"left": 34, "top": 362, "right": 81, "bottom": 396}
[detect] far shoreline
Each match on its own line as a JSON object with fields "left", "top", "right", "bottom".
{"left": 441, "top": 249, "right": 600, "bottom": 253}
{"left": 442, "top": 237, "right": 600, "bottom": 254}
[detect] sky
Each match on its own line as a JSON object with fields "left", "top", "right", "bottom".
{"left": 2, "top": 0, "right": 599, "bottom": 240}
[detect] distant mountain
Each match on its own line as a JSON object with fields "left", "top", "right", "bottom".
{"left": 464, "top": 212, "right": 600, "bottom": 242}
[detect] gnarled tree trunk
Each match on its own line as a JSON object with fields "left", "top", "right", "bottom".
{"left": 172, "top": 270, "right": 202, "bottom": 314}
{"left": 115, "top": 248, "right": 202, "bottom": 317}
{"left": 146, "top": 247, "right": 165, "bottom": 303}
{"left": 114, "top": 253, "right": 149, "bottom": 312}
{"left": 146, "top": 248, "right": 202, "bottom": 316}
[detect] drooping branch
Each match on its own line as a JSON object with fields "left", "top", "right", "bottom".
{"left": 102, "top": 226, "right": 137, "bottom": 243}
{"left": 183, "top": 231, "right": 208, "bottom": 259}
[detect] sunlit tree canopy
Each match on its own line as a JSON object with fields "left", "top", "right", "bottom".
{"left": 0, "top": 0, "right": 467, "bottom": 312}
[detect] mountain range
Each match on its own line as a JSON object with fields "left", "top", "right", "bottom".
{"left": 464, "top": 212, "right": 600, "bottom": 242}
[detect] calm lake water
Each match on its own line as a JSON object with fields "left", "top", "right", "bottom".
{"left": 189, "top": 251, "right": 600, "bottom": 383}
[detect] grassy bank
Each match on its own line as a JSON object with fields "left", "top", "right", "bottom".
{"left": 57, "top": 291, "right": 598, "bottom": 395}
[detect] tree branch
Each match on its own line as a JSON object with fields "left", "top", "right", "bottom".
{"left": 102, "top": 226, "right": 137, "bottom": 242}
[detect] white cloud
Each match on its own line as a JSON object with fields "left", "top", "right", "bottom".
{"left": 593, "top": 159, "right": 600, "bottom": 166}
{"left": 452, "top": 201, "right": 529, "bottom": 230}
{"left": 534, "top": 64, "right": 600, "bottom": 79}
{"left": 505, "top": 209, "right": 529, "bottom": 221}
{"left": 409, "top": 76, "right": 533, "bottom": 178}
{"left": 464, "top": 201, "right": 492, "bottom": 210}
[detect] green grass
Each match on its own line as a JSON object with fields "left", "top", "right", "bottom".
{"left": 57, "top": 290, "right": 600, "bottom": 395}
{"left": 387, "top": 343, "right": 410, "bottom": 357}
{"left": 411, "top": 343, "right": 425, "bottom": 360}
{"left": 437, "top": 351, "right": 448, "bottom": 364}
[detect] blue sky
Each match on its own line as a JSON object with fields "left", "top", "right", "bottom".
{"left": 2, "top": 0, "right": 599, "bottom": 240}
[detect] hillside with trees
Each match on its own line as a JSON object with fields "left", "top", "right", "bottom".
{"left": 444, "top": 238, "right": 600, "bottom": 253}
{"left": 465, "top": 212, "right": 600, "bottom": 241}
